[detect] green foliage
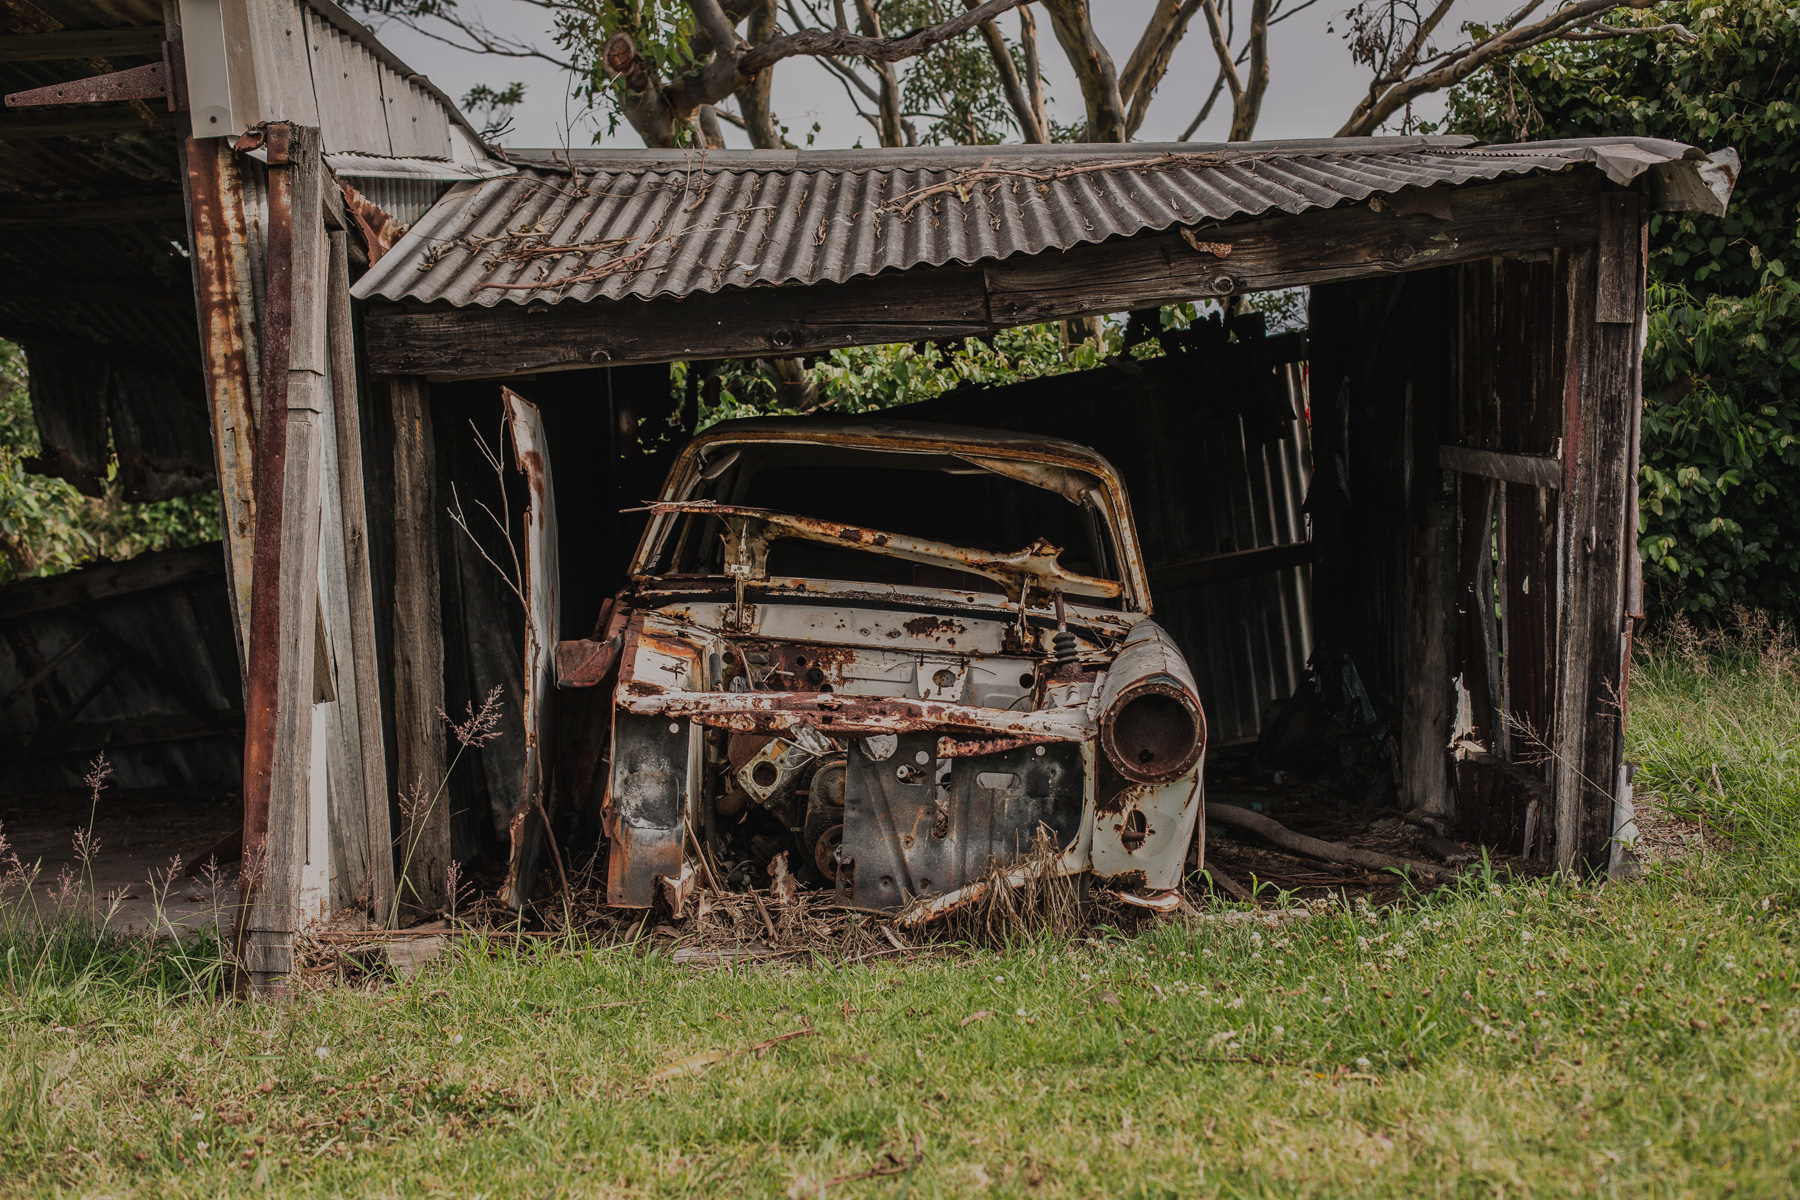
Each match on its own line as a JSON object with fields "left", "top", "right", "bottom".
{"left": 676, "top": 320, "right": 1121, "bottom": 429}
{"left": 554, "top": 0, "right": 704, "bottom": 141}
{"left": 888, "top": 0, "right": 1020, "bottom": 145}
{"left": 1440, "top": 0, "right": 1800, "bottom": 614}
{"left": 0, "top": 340, "right": 222, "bottom": 585}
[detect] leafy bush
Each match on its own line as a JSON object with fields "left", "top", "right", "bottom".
{"left": 0, "top": 340, "right": 223, "bottom": 585}
{"left": 1440, "top": 0, "right": 1800, "bottom": 614}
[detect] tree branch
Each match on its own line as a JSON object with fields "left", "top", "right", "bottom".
{"left": 1125, "top": 0, "right": 1203, "bottom": 138}
{"left": 739, "top": 0, "right": 1038, "bottom": 74}
{"left": 1041, "top": 0, "right": 1127, "bottom": 141}
{"left": 1337, "top": 0, "right": 1659, "bottom": 136}
{"left": 1200, "top": 0, "right": 1245, "bottom": 104}
{"left": 1019, "top": 5, "right": 1049, "bottom": 142}
{"left": 963, "top": 0, "right": 1047, "bottom": 142}
{"left": 1233, "top": 0, "right": 1270, "bottom": 139}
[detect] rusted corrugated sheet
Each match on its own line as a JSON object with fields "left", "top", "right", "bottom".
{"left": 354, "top": 136, "right": 1734, "bottom": 309}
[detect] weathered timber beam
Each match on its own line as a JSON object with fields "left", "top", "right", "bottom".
{"left": 0, "top": 28, "right": 167, "bottom": 62}
{"left": 1149, "top": 540, "right": 1316, "bottom": 592}
{"left": 983, "top": 171, "right": 1604, "bottom": 325}
{"left": 362, "top": 171, "right": 1605, "bottom": 380}
{"left": 1439, "top": 443, "right": 1561, "bottom": 490}
{"left": 0, "top": 194, "right": 185, "bottom": 227}
{"left": 0, "top": 541, "right": 222, "bottom": 621}
{"left": 365, "top": 268, "right": 993, "bottom": 378}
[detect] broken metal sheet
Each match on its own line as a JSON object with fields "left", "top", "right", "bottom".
{"left": 499, "top": 388, "right": 560, "bottom": 908}
{"left": 645, "top": 501, "right": 1123, "bottom": 602}
{"left": 606, "top": 712, "right": 692, "bottom": 908}
{"left": 844, "top": 733, "right": 1085, "bottom": 911}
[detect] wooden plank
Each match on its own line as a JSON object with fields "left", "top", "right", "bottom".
{"left": 315, "top": 367, "right": 371, "bottom": 915}
{"left": 182, "top": 136, "right": 260, "bottom": 672}
{"left": 388, "top": 375, "right": 450, "bottom": 919}
{"left": 365, "top": 267, "right": 995, "bottom": 379}
{"left": 242, "top": 125, "right": 329, "bottom": 992}
{"left": 364, "top": 171, "right": 1605, "bottom": 380}
{"left": 0, "top": 28, "right": 167, "bottom": 61}
{"left": 1148, "top": 539, "right": 1315, "bottom": 591}
{"left": 984, "top": 171, "right": 1604, "bottom": 324}
{"left": 1595, "top": 194, "right": 1638, "bottom": 325}
{"left": 1549, "top": 194, "right": 1643, "bottom": 872}
{"left": 0, "top": 542, "right": 223, "bottom": 621}
{"left": 1438, "top": 444, "right": 1561, "bottom": 490}
{"left": 327, "top": 228, "right": 395, "bottom": 923}
{"left": 498, "top": 388, "right": 560, "bottom": 909}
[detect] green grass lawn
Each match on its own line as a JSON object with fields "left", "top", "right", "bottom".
{"left": 3, "top": 633, "right": 1797, "bottom": 1198}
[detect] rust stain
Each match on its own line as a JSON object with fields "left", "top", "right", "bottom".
{"left": 903, "top": 615, "right": 966, "bottom": 638}
{"left": 937, "top": 733, "right": 1061, "bottom": 759}
{"left": 339, "top": 180, "right": 409, "bottom": 266}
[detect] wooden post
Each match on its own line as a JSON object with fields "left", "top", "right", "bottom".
{"left": 326, "top": 230, "right": 395, "bottom": 923}
{"left": 389, "top": 376, "right": 449, "bottom": 917}
{"left": 1401, "top": 511, "right": 1454, "bottom": 817}
{"left": 239, "top": 124, "right": 329, "bottom": 991}
{"left": 182, "top": 136, "right": 260, "bottom": 676}
{"left": 1551, "top": 192, "right": 1645, "bottom": 872}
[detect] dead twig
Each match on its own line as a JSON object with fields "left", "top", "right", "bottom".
{"left": 1206, "top": 804, "right": 1453, "bottom": 885}
{"left": 826, "top": 1133, "right": 925, "bottom": 1186}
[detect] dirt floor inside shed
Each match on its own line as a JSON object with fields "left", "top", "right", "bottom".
{"left": 0, "top": 787, "right": 241, "bottom": 934}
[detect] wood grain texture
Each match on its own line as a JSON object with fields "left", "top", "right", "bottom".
{"left": 243, "top": 127, "right": 328, "bottom": 990}
{"left": 1438, "top": 444, "right": 1561, "bottom": 490}
{"left": 1550, "top": 195, "right": 1643, "bottom": 871}
{"left": 327, "top": 231, "right": 396, "bottom": 923}
{"left": 388, "top": 376, "right": 450, "bottom": 917}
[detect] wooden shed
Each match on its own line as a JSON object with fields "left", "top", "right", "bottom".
{"left": 0, "top": 1, "right": 1737, "bottom": 989}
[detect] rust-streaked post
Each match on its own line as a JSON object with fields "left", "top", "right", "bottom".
{"left": 236, "top": 122, "right": 330, "bottom": 992}
{"left": 182, "top": 135, "right": 260, "bottom": 675}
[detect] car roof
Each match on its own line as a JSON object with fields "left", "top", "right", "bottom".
{"left": 689, "top": 416, "right": 1126, "bottom": 482}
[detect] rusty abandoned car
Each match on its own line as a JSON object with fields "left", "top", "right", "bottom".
{"left": 557, "top": 419, "right": 1206, "bottom": 918}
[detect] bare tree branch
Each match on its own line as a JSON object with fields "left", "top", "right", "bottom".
{"left": 739, "top": 0, "right": 1038, "bottom": 74}
{"left": 1041, "top": 0, "right": 1127, "bottom": 140}
{"left": 1200, "top": 0, "right": 1245, "bottom": 105}
{"left": 1124, "top": 0, "right": 1203, "bottom": 137}
{"left": 963, "top": 0, "right": 1047, "bottom": 142}
{"left": 1019, "top": 5, "right": 1049, "bottom": 141}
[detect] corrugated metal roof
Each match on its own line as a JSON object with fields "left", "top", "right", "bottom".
{"left": 353, "top": 136, "right": 1736, "bottom": 309}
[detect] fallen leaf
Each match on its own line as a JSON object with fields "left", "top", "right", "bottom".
{"left": 647, "top": 1051, "right": 725, "bottom": 1085}
{"left": 961, "top": 1010, "right": 993, "bottom": 1027}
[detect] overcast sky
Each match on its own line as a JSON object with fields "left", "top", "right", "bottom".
{"left": 368, "top": 1, "right": 1519, "bottom": 152}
